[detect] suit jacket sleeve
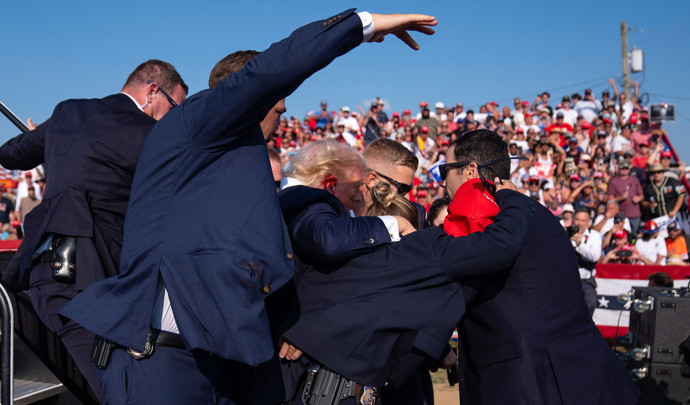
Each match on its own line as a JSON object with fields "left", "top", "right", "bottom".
{"left": 183, "top": 9, "right": 363, "bottom": 153}
{"left": 0, "top": 107, "right": 50, "bottom": 169}
{"left": 290, "top": 200, "right": 391, "bottom": 265}
{"left": 436, "top": 190, "right": 535, "bottom": 278}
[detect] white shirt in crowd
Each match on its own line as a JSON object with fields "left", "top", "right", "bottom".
{"left": 635, "top": 236, "right": 667, "bottom": 265}
{"left": 573, "top": 228, "right": 602, "bottom": 279}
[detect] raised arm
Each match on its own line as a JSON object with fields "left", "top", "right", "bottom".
{"left": 186, "top": 10, "right": 437, "bottom": 152}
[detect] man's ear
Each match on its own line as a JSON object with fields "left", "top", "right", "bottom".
{"left": 364, "top": 171, "right": 377, "bottom": 190}
{"left": 466, "top": 162, "right": 479, "bottom": 179}
{"left": 323, "top": 175, "right": 337, "bottom": 193}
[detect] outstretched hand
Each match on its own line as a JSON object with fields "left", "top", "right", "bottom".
{"left": 369, "top": 13, "right": 437, "bottom": 50}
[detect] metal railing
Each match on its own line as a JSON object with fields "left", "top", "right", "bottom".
{"left": 0, "top": 283, "right": 14, "bottom": 404}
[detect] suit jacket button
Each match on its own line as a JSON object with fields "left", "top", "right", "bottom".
{"left": 261, "top": 284, "right": 271, "bottom": 295}
{"left": 363, "top": 237, "right": 377, "bottom": 245}
{"left": 286, "top": 252, "right": 294, "bottom": 260}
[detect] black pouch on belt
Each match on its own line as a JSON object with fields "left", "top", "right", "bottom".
{"left": 50, "top": 236, "right": 77, "bottom": 283}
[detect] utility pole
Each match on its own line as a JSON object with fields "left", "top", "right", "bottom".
{"left": 621, "top": 22, "right": 631, "bottom": 99}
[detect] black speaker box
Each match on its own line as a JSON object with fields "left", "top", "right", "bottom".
{"left": 629, "top": 287, "right": 690, "bottom": 364}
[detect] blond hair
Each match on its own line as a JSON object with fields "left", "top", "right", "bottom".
{"left": 286, "top": 140, "right": 366, "bottom": 188}
{"left": 366, "top": 183, "right": 419, "bottom": 230}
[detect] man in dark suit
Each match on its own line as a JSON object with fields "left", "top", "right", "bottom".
{"left": 0, "top": 59, "right": 186, "bottom": 399}
{"left": 60, "top": 10, "right": 438, "bottom": 404}
{"left": 440, "top": 130, "right": 639, "bottom": 404}
{"left": 277, "top": 140, "right": 533, "bottom": 404}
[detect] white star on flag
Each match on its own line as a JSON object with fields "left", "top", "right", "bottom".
{"left": 597, "top": 296, "right": 610, "bottom": 308}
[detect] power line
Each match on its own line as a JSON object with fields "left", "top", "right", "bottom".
{"left": 648, "top": 92, "right": 690, "bottom": 102}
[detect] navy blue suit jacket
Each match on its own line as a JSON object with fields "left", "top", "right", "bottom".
{"left": 0, "top": 93, "right": 156, "bottom": 290}
{"left": 280, "top": 188, "right": 534, "bottom": 388}
{"left": 62, "top": 9, "right": 366, "bottom": 365}
{"left": 458, "top": 202, "right": 639, "bottom": 404}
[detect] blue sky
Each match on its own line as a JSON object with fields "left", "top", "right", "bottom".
{"left": 1, "top": 1, "right": 689, "bottom": 159}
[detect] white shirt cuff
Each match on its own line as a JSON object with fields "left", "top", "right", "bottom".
{"left": 358, "top": 11, "right": 375, "bottom": 42}
{"left": 379, "top": 215, "right": 400, "bottom": 242}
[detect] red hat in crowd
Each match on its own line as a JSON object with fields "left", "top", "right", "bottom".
{"left": 569, "top": 173, "right": 581, "bottom": 181}
{"left": 403, "top": 108, "right": 411, "bottom": 115}
{"left": 417, "top": 190, "right": 427, "bottom": 198}
{"left": 640, "top": 141, "right": 650, "bottom": 148}
{"left": 420, "top": 101, "right": 428, "bottom": 107}
{"left": 629, "top": 113, "right": 638, "bottom": 124}
{"left": 524, "top": 112, "right": 532, "bottom": 118}
{"left": 516, "top": 128, "right": 524, "bottom": 133}
{"left": 643, "top": 221, "right": 659, "bottom": 234}
{"left": 660, "top": 150, "right": 673, "bottom": 159}
{"left": 24, "top": 171, "right": 32, "bottom": 178}
{"left": 614, "top": 230, "right": 627, "bottom": 240}
{"left": 581, "top": 122, "right": 593, "bottom": 130}
{"left": 528, "top": 175, "right": 540, "bottom": 183}
{"left": 392, "top": 111, "right": 400, "bottom": 117}
{"left": 440, "top": 138, "right": 450, "bottom": 145}
{"left": 522, "top": 101, "right": 530, "bottom": 106}
{"left": 593, "top": 171, "right": 604, "bottom": 179}
{"left": 602, "top": 118, "right": 613, "bottom": 124}
{"left": 421, "top": 126, "right": 429, "bottom": 134}
{"left": 490, "top": 101, "right": 498, "bottom": 106}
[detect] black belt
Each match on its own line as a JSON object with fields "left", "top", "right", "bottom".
{"left": 153, "top": 329, "right": 186, "bottom": 350}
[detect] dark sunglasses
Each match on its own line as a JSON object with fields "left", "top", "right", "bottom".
{"left": 439, "top": 156, "right": 527, "bottom": 194}
{"left": 371, "top": 170, "right": 413, "bottom": 195}
{"left": 146, "top": 80, "right": 178, "bottom": 108}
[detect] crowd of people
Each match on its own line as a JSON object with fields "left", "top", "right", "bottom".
{"left": 267, "top": 80, "right": 689, "bottom": 272}
{"left": 0, "top": 8, "right": 664, "bottom": 404}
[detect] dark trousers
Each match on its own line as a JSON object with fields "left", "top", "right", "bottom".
{"left": 27, "top": 262, "right": 102, "bottom": 401}
{"left": 581, "top": 278, "right": 597, "bottom": 317}
{"left": 99, "top": 346, "right": 273, "bottom": 405}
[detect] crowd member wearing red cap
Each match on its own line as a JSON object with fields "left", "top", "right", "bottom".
{"left": 414, "top": 125, "right": 436, "bottom": 169}
{"left": 524, "top": 174, "right": 546, "bottom": 206}
{"left": 635, "top": 221, "right": 667, "bottom": 265}
{"left": 439, "top": 129, "right": 639, "bottom": 404}
{"left": 659, "top": 149, "right": 687, "bottom": 181}
{"left": 14, "top": 171, "right": 41, "bottom": 216}
{"left": 600, "top": 230, "right": 638, "bottom": 264}
{"left": 630, "top": 110, "right": 653, "bottom": 152}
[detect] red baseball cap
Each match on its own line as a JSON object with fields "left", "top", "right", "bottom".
{"left": 524, "top": 112, "right": 532, "bottom": 118}
{"left": 421, "top": 126, "right": 429, "bottom": 133}
{"left": 569, "top": 173, "right": 581, "bottom": 181}
{"left": 528, "top": 175, "right": 540, "bottom": 182}
{"left": 522, "top": 101, "right": 530, "bottom": 106}
{"left": 614, "top": 230, "right": 627, "bottom": 239}
{"left": 417, "top": 190, "right": 427, "bottom": 198}
{"left": 516, "top": 128, "right": 524, "bottom": 133}
{"left": 660, "top": 150, "right": 673, "bottom": 159}
{"left": 420, "top": 101, "right": 428, "bottom": 107}
{"left": 403, "top": 108, "right": 411, "bottom": 115}
{"left": 392, "top": 111, "right": 400, "bottom": 117}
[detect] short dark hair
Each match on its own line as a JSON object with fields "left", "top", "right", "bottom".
{"left": 208, "top": 50, "right": 260, "bottom": 88}
{"left": 574, "top": 207, "right": 591, "bottom": 218}
{"left": 123, "top": 59, "right": 188, "bottom": 95}
{"left": 448, "top": 130, "right": 510, "bottom": 179}
{"left": 427, "top": 196, "right": 451, "bottom": 227}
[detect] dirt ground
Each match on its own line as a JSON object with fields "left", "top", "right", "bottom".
{"left": 431, "top": 370, "right": 459, "bottom": 405}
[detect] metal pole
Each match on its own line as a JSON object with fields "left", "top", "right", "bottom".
{"left": 0, "top": 284, "right": 14, "bottom": 405}
{"left": 621, "top": 22, "right": 631, "bottom": 100}
{"left": 0, "top": 102, "right": 29, "bottom": 134}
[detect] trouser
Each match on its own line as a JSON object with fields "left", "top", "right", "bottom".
{"left": 581, "top": 278, "right": 598, "bottom": 317}
{"left": 99, "top": 346, "right": 262, "bottom": 405}
{"left": 628, "top": 216, "right": 641, "bottom": 236}
{"left": 27, "top": 262, "right": 103, "bottom": 401}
